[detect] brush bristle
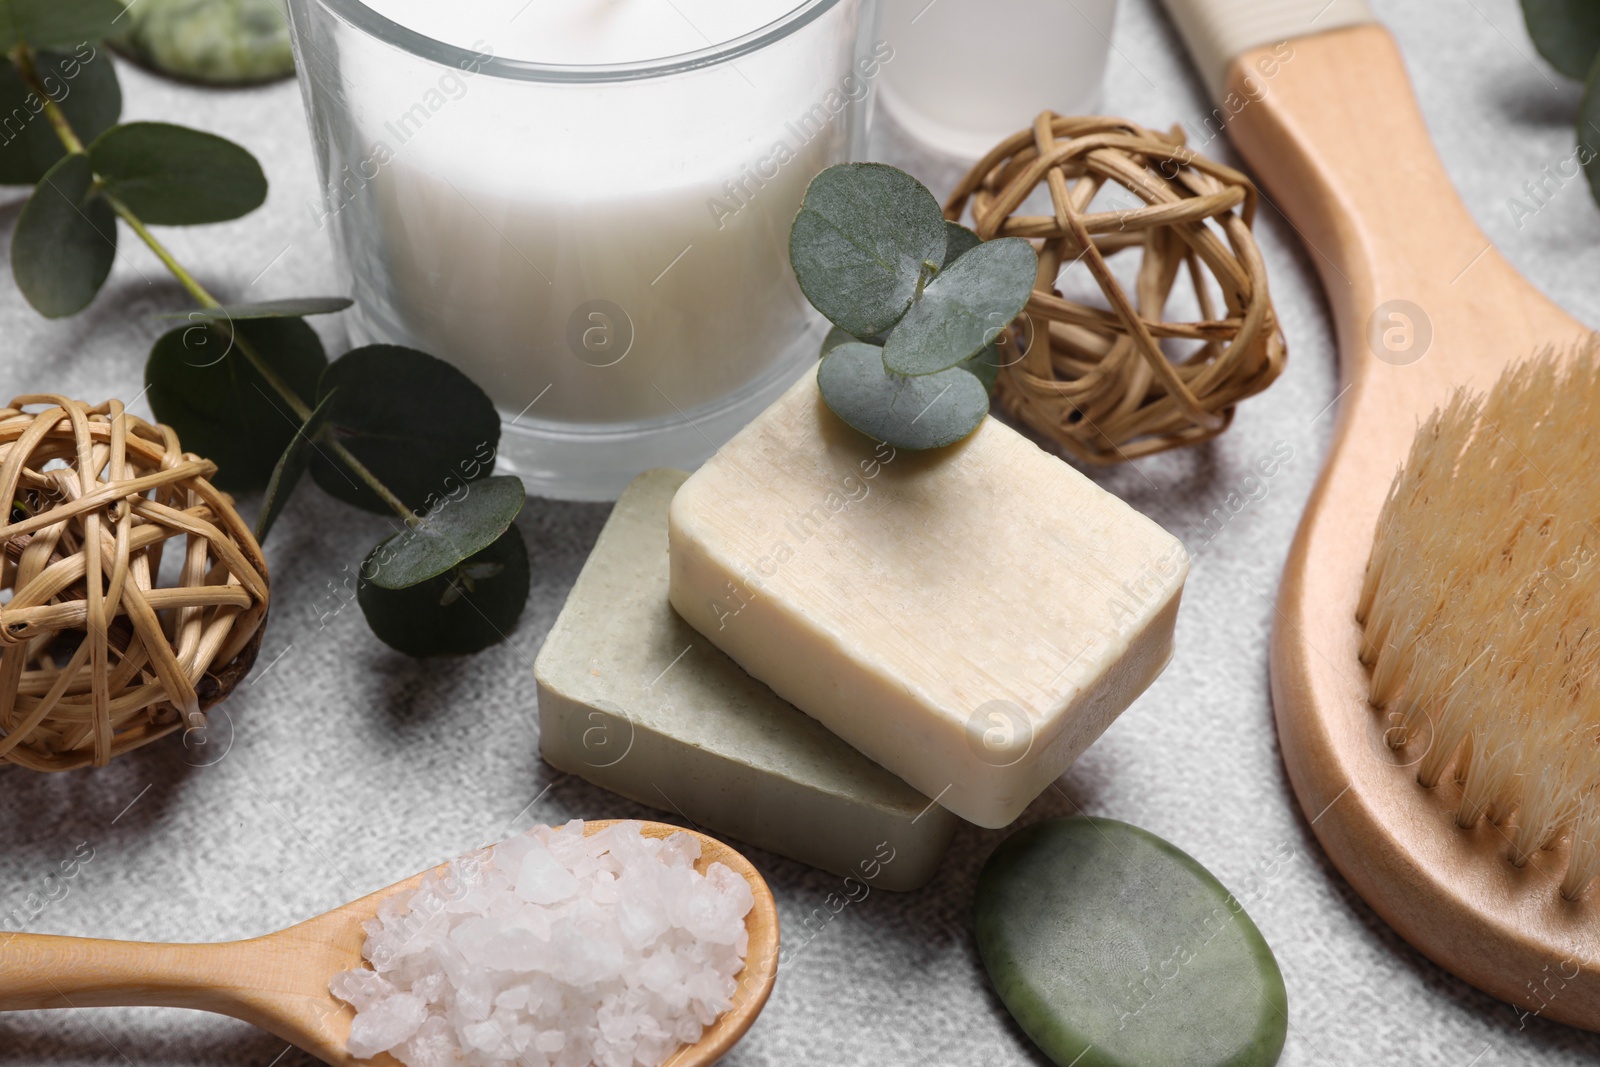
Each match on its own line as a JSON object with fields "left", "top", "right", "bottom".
{"left": 1361, "top": 340, "right": 1600, "bottom": 900}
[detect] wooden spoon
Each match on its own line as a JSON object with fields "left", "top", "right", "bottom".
{"left": 1161, "top": 0, "right": 1598, "bottom": 1028}
{"left": 0, "top": 820, "right": 780, "bottom": 1064}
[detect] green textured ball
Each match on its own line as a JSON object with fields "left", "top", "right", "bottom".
{"left": 111, "top": 0, "right": 294, "bottom": 85}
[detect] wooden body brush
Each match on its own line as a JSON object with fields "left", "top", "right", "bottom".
{"left": 1161, "top": 0, "right": 1600, "bottom": 1026}
{"left": 0, "top": 822, "right": 779, "bottom": 1065}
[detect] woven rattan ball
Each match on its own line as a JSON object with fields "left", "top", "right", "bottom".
{"left": 946, "top": 113, "right": 1287, "bottom": 463}
{"left": 0, "top": 396, "right": 269, "bottom": 771}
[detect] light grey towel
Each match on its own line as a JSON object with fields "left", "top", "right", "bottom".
{"left": 2, "top": 1, "right": 1598, "bottom": 1063}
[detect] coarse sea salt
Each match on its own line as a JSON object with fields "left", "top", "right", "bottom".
{"left": 331, "top": 820, "right": 754, "bottom": 1067}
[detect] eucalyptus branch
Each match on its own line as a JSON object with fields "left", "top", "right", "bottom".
{"left": 12, "top": 40, "right": 417, "bottom": 527}
{"left": 791, "top": 164, "right": 1035, "bottom": 450}
{"left": 5, "top": 15, "right": 530, "bottom": 655}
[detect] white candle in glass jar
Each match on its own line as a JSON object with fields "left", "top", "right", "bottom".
{"left": 311, "top": 0, "right": 880, "bottom": 432}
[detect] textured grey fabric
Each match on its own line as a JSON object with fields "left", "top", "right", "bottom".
{"left": 3, "top": 0, "right": 1599, "bottom": 1064}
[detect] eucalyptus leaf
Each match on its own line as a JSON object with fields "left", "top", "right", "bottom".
{"left": 256, "top": 387, "right": 336, "bottom": 543}
{"left": 789, "top": 163, "right": 948, "bottom": 337}
{"left": 11, "top": 152, "right": 116, "bottom": 318}
{"left": 161, "top": 297, "right": 352, "bottom": 321}
{"left": 0, "top": 0, "right": 124, "bottom": 51}
{"left": 882, "top": 237, "right": 1038, "bottom": 377}
{"left": 146, "top": 316, "right": 329, "bottom": 491}
{"left": 363, "top": 475, "right": 525, "bottom": 590}
{"left": 0, "top": 47, "right": 121, "bottom": 185}
{"left": 942, "top": 221, "right": 981, "bottom": 268}
{"left": 817, "top": 341, "right": 990, "bottom": 450}
{"left": 88, "top": 121, "right": 267, "bottom": 224}
{"left": 310, "top": 345, "right": 501, "bottom": 514}
{"left": 1522, "top": 0, "right": 1600, "bottom": 79}
{"left": 358, "top": 524, "right": 531, "bottom": 657}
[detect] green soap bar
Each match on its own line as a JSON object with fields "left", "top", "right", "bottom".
{"left": 976, "top": 817, "right": 1287, "bottom": 1067}
{"left": 112, "top": 0, "right": 295, "bottom": 85}
{"left": 535, "top": 469, "right": 958, "bottom": 892}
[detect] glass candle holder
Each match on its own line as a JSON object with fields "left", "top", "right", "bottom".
{"left": 879, "top": 0, "right": 1116, "bottom": 158}
{"left": 283, "top": 0, "right": 884, "bottom": 500}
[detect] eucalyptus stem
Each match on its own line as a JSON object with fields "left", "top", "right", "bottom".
{"left": 100, "top": 192, "right": 224, "bottom": 309}
{"left": 316, "top": 437, "right": 416, "bottom": 521}
{"left": 13, "top": 42, "right": 418, "bottom": 527}
{"left": 9, "top": 46, "right": 85, "bottom": 154}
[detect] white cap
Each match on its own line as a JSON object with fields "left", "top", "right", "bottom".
{"left": 1160, "top": 0, "right": 1375, "bottom": 101}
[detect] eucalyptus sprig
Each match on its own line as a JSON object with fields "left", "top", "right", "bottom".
{"left": 2, "top": 0, "right": 530, "bottom": 658}
{"left": 788, "top": 163, "right": 1036, "bottom": 450}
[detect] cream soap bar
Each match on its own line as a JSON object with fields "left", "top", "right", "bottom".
{"left": 535, "top": 468, "right": 958, "bottom": 891}
{"left": 668, "top": 370, "right": 1188, "bottom": 828}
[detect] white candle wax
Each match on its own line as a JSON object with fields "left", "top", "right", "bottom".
{"left": 320, "top": 0, "right": 875, "bottom": 428}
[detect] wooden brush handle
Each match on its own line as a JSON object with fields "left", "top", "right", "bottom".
{"left": 1224, "top": 25, "right": 1568, "bottom": 402}
{"left": 1153, "top": 5, "right": 1592, "bottom": 446}
{"left": 0, "top": 932, "right": 251, "bottom": 1014}
{"left": 1165, "top": 0, "right": 1579, "bottom": 411}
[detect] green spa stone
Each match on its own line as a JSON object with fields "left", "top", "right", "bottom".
{"left": 111, "top": 0, "right": 295, "bottom": 85}
{"left": 975, "top": 818, "right": 1287, "bottom": 1067}
{"left": 534, "top": 468, "right": 959, "bottom": 891}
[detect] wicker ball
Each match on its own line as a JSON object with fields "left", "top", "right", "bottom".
{"left": 946, "top": 113, "right": 1287, "bottom": 464}
{"left": 0, "top": 396, "right": 269, "bottom": 771}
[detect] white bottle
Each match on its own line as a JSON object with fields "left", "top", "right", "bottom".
{"left": 878, "top": 0, "right": 1118, "bottom": 158}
